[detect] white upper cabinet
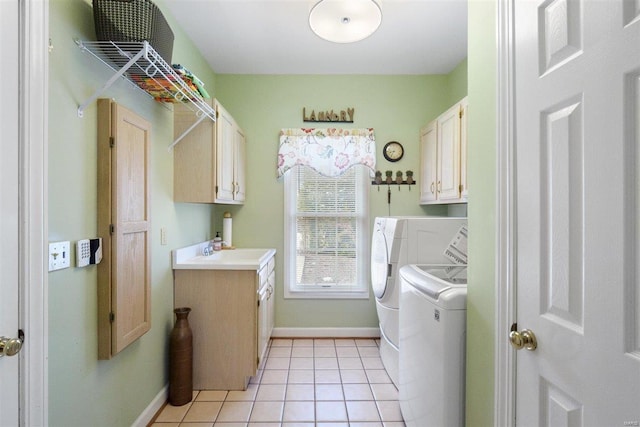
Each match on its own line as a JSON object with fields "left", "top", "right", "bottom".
{"left": 419, "top": 97, "right": 468, "bottom": 205}
{"left": 419, "top": 121, "right": 438, "bottom": 203}
{"left": 215, "top": 100, "right": 246, "bottom": 204}
{"left": 174, "top": 98, "right": 246, "bottom": 204}
{"left": 459, "top": 97, "right": 468, "bottom": 201}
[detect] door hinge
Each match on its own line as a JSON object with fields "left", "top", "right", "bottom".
{"left": 459, "top": 184, "right": 463, "bottom": 193}
{"left": 109, "top": 224, "right": 114, "bottom": 235}
{"left": 215, "top": 185, "right": 219, "bottom": 194}
{"left": 109, "top": 312, "right": 115, "bottom": 323}
{"left": 257, "top": 299, "right": 260, "bottom": 307}
{"left": 459, "top": 110, "right": 463, "bottom": 119}
{"left": 109, "top": 136, "right": 115, "bottom": 148}
{"left": 257, "top": 356, "right": 260, "bottom": 366}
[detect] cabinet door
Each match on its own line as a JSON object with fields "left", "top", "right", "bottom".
{"left": 173, "top": 99, "right": 216, "bottom": 203}
{"left": 436, "top": 103, "right": 461, "bottom": 201}
{"left": 459, "top": 97, "right": 468, "bottom": 200}
{"left": 234, "top": 126, "right": 246, "bottom": 202}
{"left": 174, "top": 269, "right": 256, "bottom": 390}
{"left": 420, "top": 121, "right": 438, "bottom": 203}
{"left": 215, "top": 100, "right": 237, "bottom": 203}
{"left": 97, "top": 99, "right": 151, "bottom": 359}
{"left": 257, "top": 282, "right": 269, "bottom": 368}
{"left": 267, "top": 267, "right": 275, "bottom": 339}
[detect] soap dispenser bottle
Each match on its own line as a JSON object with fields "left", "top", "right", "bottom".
{"left": 213, "top": 232, "right": 222, "bottom": 251}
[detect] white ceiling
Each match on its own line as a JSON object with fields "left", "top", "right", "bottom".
{"left": 164, "top": 0, "right": 468, "bottom": 75}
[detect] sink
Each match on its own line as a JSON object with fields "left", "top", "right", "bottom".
{"left": 172, "top": 243, "right": 276, "bottom": 270}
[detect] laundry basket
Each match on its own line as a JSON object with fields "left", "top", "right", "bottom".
{"left": 92, "top": 0, "right": 174, "bottom": 63}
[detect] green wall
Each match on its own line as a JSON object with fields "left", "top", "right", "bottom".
{"left": 466, "top": 1, "right": 497, "bottom": 425}
{"left": 447, "top": 58, "right": 469, "bottom": 107}
{"left": 47, "top": 0, "right": 499, "bottom": 425}
{"left": 213, "top": 74, "right": 463, "bottom": 329}
{"left": 48, "top": 0, "right": 215, "bottom": 425}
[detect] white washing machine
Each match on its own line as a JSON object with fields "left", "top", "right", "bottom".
{"left": 398, "top": 264, "right": 467, "bottom": 427}
{"left": 370, "top": 216, "right": 467, "bottom": 387}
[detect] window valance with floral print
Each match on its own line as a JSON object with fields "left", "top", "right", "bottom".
{"left": 277, "top": 128, "right": 376, "bottom": 178}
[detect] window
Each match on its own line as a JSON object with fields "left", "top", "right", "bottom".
{"left": 284, "top": 166, "right": 370, "bottom": 299}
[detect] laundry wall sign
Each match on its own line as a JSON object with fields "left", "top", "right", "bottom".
{"left": 303, "top": 107, "right": 355, "bottom": 123}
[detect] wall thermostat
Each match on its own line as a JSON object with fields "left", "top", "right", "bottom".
{"left": 76, "top": 238, "right": 103, "bottom": 267}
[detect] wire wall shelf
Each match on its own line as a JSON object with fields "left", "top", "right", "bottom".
{"left": 76, "top": 40, "right": 216, "bottom": 149}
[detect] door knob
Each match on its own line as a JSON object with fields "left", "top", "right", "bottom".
{"left": 509, "top": 326, "right": 537, "bottom": 351}
{"left": 0, "top": 330, "right": 24, "bottom": 357}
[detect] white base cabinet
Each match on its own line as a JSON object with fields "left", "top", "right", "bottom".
{"left": 420, "top": 97, "right": 468, "bottom": 204}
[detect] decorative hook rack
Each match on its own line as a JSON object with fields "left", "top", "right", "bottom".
{"left": 371, "top": 170, "right": 416, "bottom": 190}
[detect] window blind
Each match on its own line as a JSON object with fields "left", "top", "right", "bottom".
{"left": 285, "top": 166, "right": 369, "bottom": 298}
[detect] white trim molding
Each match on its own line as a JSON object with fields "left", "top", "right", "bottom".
{"left": 132, "top": 385, "right": 168, "bottom": 427}
{"left": 19, "top": 0, "right": 49, "bottom": 425}
{"left": 495, "top": 0, "right": 516, "bottom": 426}
{"left": 272, "top": 328, "right": 380, "bottom": 339}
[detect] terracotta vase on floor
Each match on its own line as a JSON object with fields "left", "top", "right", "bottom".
{"left": 169, "top": 307, "right": 193, "bottom": 406}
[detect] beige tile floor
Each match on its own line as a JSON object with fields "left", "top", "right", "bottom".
{"left": 151, "top": 338, "right": 406, "bottom": 427}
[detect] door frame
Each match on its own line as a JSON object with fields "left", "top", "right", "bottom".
{"left": 494, "top": 0, "right": 517, "bottom": 425}
{"left": 18, "top": 0, "right": 49, "bottom": 425}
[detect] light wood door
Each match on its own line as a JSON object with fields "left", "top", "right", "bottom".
{"left": 257, "top": 282, "right": 269, "bottom": 367}
{"left": 234, "top": 125, "right": 246, "bottom": 202}
{"left": 436, "top": 103, "right": 461, "bottom": 201}
{"left": 459, "top": 98, "right": 468, "bottom": 200}
{"left": 0, "top": 0, "right": 20, "bottom": 422}
{"left": 514, "top": 0, "right": 640, "bottom": 424}
{"left": 419, "top": 121, "right": 438, "bottom": 203}
{"left": 97, "top": 99, "right": 152, "bottom": 359}
{"left": 215, "top": 100, "right": 237, "bottom": 203}
{"left": 266, "top": 266, "right": 275, "bottom": 344}
{"left": 257, "top": 258, "right": 275, "bottom": 367}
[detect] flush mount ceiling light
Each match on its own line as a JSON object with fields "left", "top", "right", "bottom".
{"left": 309, "top": 0, "right": 382, "bottom": 43}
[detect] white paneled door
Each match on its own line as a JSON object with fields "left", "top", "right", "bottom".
{"left": 1, "top": 0, "right": 48, "bottom": 424}
{"left": 0, "top": 0, "right": 21, "bottom": 425}
{"left": 514, "top": 0, "right": 640, "bottom": 425}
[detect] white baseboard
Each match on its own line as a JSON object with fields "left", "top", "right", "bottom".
{"left": 272, "top": 327, "right": 380, "bottom": 338}
{"left": 131, "top": 384, "right": 168, "bottom": 427}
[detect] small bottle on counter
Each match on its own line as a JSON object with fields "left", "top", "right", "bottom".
{"left": 213, "top": 232, "right": 222, "bottom": 251}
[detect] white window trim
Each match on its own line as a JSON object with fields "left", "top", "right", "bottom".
{"left": 284, "top": 166, "right": 370, "bottom": 299}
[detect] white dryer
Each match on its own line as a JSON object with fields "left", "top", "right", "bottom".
{"left": 370, "top": 216, "right": 467, "bottom": 387}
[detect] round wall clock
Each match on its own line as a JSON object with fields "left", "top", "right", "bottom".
{"left": 383, "top": 141, "right": 404, "bottom": 162}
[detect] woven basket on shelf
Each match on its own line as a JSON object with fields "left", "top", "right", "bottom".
{"left": 92, "top": 0, "right": 174, "bottom": 64}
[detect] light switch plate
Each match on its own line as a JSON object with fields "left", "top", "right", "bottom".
{"left": 49, "top": 241, "right": 70, "bottom": 271}
{"left": 160, "top": 227, "right": 167, "bottom": 245}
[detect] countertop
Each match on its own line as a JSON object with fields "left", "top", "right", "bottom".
{"left": 172, "top": 242, "right": 276, "bottom": 270}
